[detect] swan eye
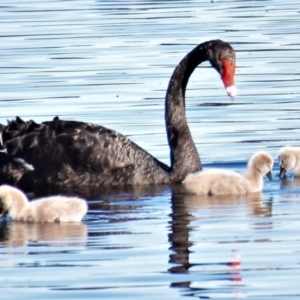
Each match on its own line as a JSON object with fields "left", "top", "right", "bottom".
{"left": 227, "top": 57, "right": 233, "bottom": 64}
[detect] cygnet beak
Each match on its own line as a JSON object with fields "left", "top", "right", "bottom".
{"left": 266, "top": 171, "right": 273, "bottom": 181}
{"left": 0, "top": 206, "right": 8, "bottom": 219}
{"left": 279, "top": 166, "right": 286, "bottom": 178}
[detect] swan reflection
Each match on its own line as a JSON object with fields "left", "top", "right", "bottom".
{"left": 184, "top": 192, "right": 272, "bottom": 217}
{"left": 0, "top": 221, "right": 87, "bottom": 248}
{"left": 280, "top": 176, "right": 300, "bottom": 189}
{"left": 168, "top": 185, "right": 273, "bottom": 297}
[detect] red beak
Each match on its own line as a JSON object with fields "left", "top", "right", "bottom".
{"left": 221, "top": 59, "right": 237, "bottom": 98}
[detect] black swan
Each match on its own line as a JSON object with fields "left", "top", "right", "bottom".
{"left": 0, "top": 39, "right": 236, "bottom": 190}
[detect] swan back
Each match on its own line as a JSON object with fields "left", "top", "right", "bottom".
{"left": 0, "top": 185, "right": 87, "bottom": 222}
{"left": 278, "top": 146, "right": 300, "bottom": 177}
{"left": 183, "top": 169, "right": 247, "bottom": 195}
{"left": 24, "top": 196, "right": 88, "bottom": 223}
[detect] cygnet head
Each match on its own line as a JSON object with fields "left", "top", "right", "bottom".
{"left": 248, "top": 151, "right": 274, "bottom": 181}
{"left": 278, "top": 146, "right": 297, "bottom": 178}
{"left": 0, "top": 185, "right": 14, "bottom": 218}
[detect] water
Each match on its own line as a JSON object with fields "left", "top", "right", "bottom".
{"left": 1, "top": 0, "right": 300, "bottom": 298}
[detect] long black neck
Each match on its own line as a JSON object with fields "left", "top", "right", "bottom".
{"left": 165, "top": 41, "right": 212, "bottom": 182}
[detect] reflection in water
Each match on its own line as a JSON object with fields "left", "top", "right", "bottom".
{"left": 0, "top": 221, "right": 87, "bottom": 248}
{"left": 278, "top": 177, "right": 300, "bottom": 203}
{"left": 168, "top": 185, "right": 273, "bottom": 297}
{"left": 168, "top": 186, "right": 194, "bottom": 276}
{"left": 183, "top": 192, "right": 273, "bottom": 218}
{"left": 280, "top": 177, "right": 300, "bottom": 189}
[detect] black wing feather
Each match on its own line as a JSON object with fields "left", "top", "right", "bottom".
{"left": 1, "top": 117, "right": 170, "bottom": 187}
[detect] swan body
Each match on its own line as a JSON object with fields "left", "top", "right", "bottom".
{"left": 0, "top": 40, "right": 236, "bottom": 190}
{"left": 0, "top": 185, "right": 87, "bottom": 222}
{"left": 183, "top": 151, "right": 273, "bottom": 195}
{"left": 278, "top": 146, "right": 300, "bottom": 178}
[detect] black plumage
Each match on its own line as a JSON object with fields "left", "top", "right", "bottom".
{"left": 0, "top": 40, "right": 236, "bottom": 192}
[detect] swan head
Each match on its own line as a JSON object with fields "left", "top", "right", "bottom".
{"left": 208, "top": 40, "right": 237, "bottom": 98}
{"left": 248, "top": 151, "right": 274, "bottom": 181}
{"left": 278, "top": 146, "right": 297, "bottom": 178}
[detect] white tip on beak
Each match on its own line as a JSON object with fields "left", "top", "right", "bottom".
{"left": 226, "top": 85, "right": 237, "bottom": 98}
